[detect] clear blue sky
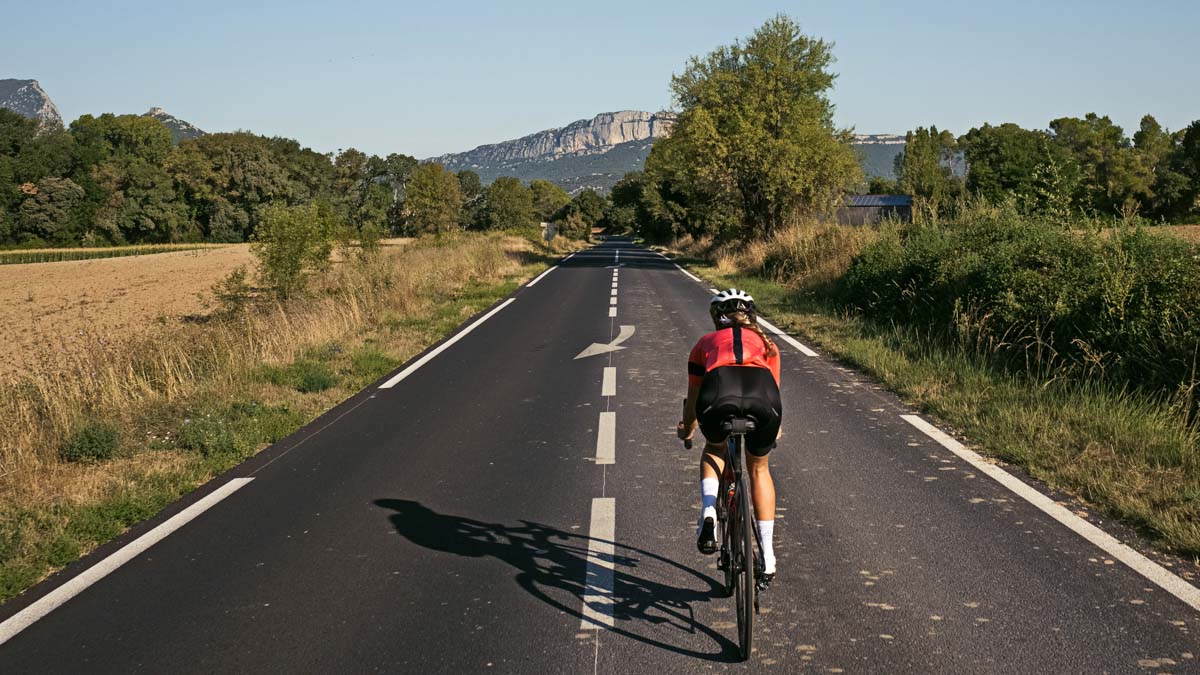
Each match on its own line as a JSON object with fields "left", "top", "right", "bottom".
{"left": 4, "top": 0, "right": 1197, "bottom": 158}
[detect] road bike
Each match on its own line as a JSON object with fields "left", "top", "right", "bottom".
{"left": 685, "top": 412, "right": 764, "bottom": 661}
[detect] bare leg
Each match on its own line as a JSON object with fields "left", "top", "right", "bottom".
{"left": 700, "top": 441, "right": 726, "bottom": 481}
{"left": 745, "top": 453, "right": 775, "bottom": 520}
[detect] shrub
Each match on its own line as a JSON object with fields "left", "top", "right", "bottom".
{"left": 841, "top": 204, "right": 1200, "bottom": 394}
{"left": 250, "top": 202, "right": 339, "bottom": 297}
{"left": 59, "top": 422, "right": 120, "bottom": 462}
{"left": 212, "top": 266, "right": 253, "bottom": 317}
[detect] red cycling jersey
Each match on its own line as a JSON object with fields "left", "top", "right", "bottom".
{"left": 687, "top": 325, "right": 781, "bottom": 388}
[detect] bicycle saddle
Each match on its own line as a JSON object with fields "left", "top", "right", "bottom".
{"left": 721, "top": 417, "right": 757, "bottom": 434}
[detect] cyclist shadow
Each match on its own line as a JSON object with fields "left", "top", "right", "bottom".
{"left": 374, "top": 499, "right": 742, "bottom": 662}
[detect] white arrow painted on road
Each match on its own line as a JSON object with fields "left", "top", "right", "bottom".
{"left": 575, "top": 325, "right": 635, "bottom": 359}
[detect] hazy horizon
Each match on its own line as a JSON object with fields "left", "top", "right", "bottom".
{"left": 5, "top": 0, "right": 1198, "bottom": 158}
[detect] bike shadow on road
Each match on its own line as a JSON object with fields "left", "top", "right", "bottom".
{"left": 374, "top": 499, "right": 741, "bottom": 662}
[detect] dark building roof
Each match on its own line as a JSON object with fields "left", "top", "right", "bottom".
{"left": 844, "top": 194, "right": 913, "bottom": 207}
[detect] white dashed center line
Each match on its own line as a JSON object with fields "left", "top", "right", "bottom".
{"left": 595, "top": 412, "right": 615, "bottom": 465}
{"left": 580, "top": 497, "right": 616, "bottom": 628}
{"left": 602, "top": 367, "right": 616, "bottom": 397}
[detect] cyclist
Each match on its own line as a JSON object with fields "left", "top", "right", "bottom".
{"left": 677, "top": 289, "right": 782, "bottom": 584}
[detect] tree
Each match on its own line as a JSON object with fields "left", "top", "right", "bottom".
{"left": 1170, "top": 120, "right": 1200, "bottom": 220}
{"left": 1049, "top": 113, "right": 1152, "bottom": 216}
{"left": 91, "top": 157, "right": 190, "bottom": 243}
{"left": 959, "top": 123, "right": 1051, "bottom": 207}
{"left": 457, "top": 170, "right": 484, "bottom": 228}
{"left": 648, "top": 14, "right": 861, "bottom": 238}
{"left": 529, "top": 179, "right": 571, "bottom": 222}
{"left": 1134, "top": 115, "right": 1191, "bottom": 219}
{"left": 404, "top": 162, "right": 462, "bottom": 235}
{"left": 481, "top": 176, "right": 533, "bottom": 230}
{"left": 17, "top": 177, "right": 86, "bottom": 244}
{"left": 251, "top": 202, "right": 338, "bottom": 297}
{"left": 894, "top": 126, "right": 963, "bottom": 215}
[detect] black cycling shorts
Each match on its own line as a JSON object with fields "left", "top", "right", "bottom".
{"left": 696, "top": 366, "right": 782, "bottom": 456}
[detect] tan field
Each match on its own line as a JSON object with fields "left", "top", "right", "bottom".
{"left": 0, "top": 240, "right": 410, "bottom": 379}
{"left": 1163, "top": 224, "right": 1200, "bottom": 242}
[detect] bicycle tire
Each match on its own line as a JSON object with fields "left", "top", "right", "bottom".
{"left": 734, "top": 445, "right": 755, "bottom": 660}
{"left": 719, "top": 474, "right": 734, "bottom": 596}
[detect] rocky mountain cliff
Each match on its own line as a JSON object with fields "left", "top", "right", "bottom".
{"left": 0, "top": 79, "right": 63, "bottom": 129}
{"left": 430, "top": 110, "right": 905, "bottom": 191}
{"left": 431, "top": 110, "right": 674, "bottom": 168}
{"left": 143, "top": 107, "right": 206, "bottom": 144}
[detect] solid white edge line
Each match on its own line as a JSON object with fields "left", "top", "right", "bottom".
{"left": 595, "top": 412, "right": 615, "bottom": 465}
{"left": 707, "top": 288, "right": 718, "bottom": 294}
{"left": 608, "top": 307, "right": 617, "bottom": 317}
{"left": 0, "top": 477, "right": 255, "bottom": 646}
{"left": 379, "top": 299, "right": 515, "bottom": 389}
{"left": 602, "top": 367, "right": 616, "bottom": 397}
{"left": 757, "top": 317, "right": 818, "bottom": 357}
{"left": 563, "top": 252, "right": 577, "bottom": 261}
{"left": 673, "top": 263, "right": 703, "bottom": 283}
{"left": 900, "top": 414, "right": 1200, "bottom": 612}
{"left": 580, "top": 497, "right": 616, "bottom": 628}
{"left": 526, "top": 265, "right": 558, "bottom": 287}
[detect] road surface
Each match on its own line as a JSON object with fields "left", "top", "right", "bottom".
{"left": 1, "top": 238, "right": 1197, "bottom": 672}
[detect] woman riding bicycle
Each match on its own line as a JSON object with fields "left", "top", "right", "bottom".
{"left": 677, "top": 289, "right": 782, "bottom": 584}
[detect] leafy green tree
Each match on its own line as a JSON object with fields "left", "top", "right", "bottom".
{"left": 167, "top": 133, "right": 298, "bottom": 241}
{"left": 251, "top": 202, "right": 338, "bottom": 297}
{"left": 648, "top": 14, "right": 861, "bottom": 238}
{"left": 1049, "top": 113, "right": 1153, "bottom": 216}
{"left": 404, "top": 162, "right": 462, "bottom": 235}
{"left": 482, "top": 176, "right": 534, "bottom": 230}
{"left": 91, "top": 157, "right": 190, "bottom": 243}
{"left": 959, "top": 123, "right": 1051, "bottom": 207}
{"left": 529, "top": 179, "right": 571, "bottom": 222}
{"left": 895, "top": 126, "right": 963, "bottom": 215}
{"left": 1133, "top": 115, "right": 1191, "bottom": 220}
{"left": 1170, "top": 120, "right": 1200, "bottom": 220}
{"left": 17, "top": 177, "right": 86, "bottom": 244}
{"left": 456, "top": 170, "right": 484, "bottom": 228}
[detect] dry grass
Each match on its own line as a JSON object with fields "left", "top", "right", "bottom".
{"left": 1163, "top": 224, "right": 1200, "bottom": 243}
{"left": 0, "top": 233, "right": 567, "bottom": 598}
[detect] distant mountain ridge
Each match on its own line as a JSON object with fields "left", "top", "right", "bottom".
{"left": 429, "top": 110, "right": 675, "bottom": 192}
{"left": 143, "top": 107, "right": 205, "bottom": 143}
{"left": 430, "top": 112, "right": 907, "bottom": 191}
{"left": 0, "top": 79, "right": 63, "bottom": 129}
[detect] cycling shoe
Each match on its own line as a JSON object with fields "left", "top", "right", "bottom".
{"left": 696, "top": 517, "right": 717, "bottom": 555}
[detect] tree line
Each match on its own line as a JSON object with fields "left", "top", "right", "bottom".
{"left": 881, "top": 114, "right": 1200, "bottom": 222}
{"left": 0, "top": 108, "right": 613, "bottom": 248}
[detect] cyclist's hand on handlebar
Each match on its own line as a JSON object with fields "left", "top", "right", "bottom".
{"left": 676, "top": 421, "right": 694, "bottom": 441}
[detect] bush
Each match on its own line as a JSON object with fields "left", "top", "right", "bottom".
{"left": 841, "top": 204, "right": 1200, "bottom": 393}
{"left": 250, "top": 202, "right": 338, "bottom": 297}
{"left": 212, "top": 266, "right": 253, "bottom": 317}
{"left": 59, "top": 422, "right": 120, "bottom": 462}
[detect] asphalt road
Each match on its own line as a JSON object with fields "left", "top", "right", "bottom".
{"left": 1, "top": 238, "right": 1198, "bottom": 673}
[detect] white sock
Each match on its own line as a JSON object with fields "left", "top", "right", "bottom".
{"left": 756, "top": 520, "right": 776, "bottom": 574}
{"left": 700, "top": 478, "right": 719, "bottom": 524}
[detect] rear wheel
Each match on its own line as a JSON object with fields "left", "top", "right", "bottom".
{"left": 734, "top": 468, "right": 755, "bottom": 660}
{"left": 718, "top": 477, "right": 734, "bottom": 596}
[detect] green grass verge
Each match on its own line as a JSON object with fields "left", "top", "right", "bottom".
{"left": 678, "top": 256, "right": 1200, "bottom": 559}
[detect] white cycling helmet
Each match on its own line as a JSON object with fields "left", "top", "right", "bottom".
{"left": 710, "top": 288, "right": 756, "bottom": 322}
